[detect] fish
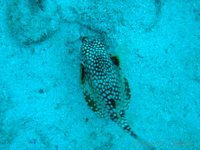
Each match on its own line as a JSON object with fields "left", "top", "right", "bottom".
{"left": 80, "top": 37, "right": 156, "bottom": 150}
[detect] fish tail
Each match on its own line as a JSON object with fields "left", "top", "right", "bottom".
{"left": 119, "top": 122, "right": 156, "bottom": 149}
{"left": 131, "top": 132, "right": 156, "bottom": 150}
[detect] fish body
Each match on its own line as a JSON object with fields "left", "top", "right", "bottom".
{"left": 80, "top": 37, "right": 155, "bottom": 150}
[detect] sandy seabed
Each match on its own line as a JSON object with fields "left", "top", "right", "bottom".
{"left": 0, "top": 0, "right": 199, "bottom": 150}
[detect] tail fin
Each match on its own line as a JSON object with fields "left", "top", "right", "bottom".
{"left": 111, "top": 115, "right": 156, "bottom": 149}
{"left": 120, "top": 122, "right": 156, "bottom": 150}
{"left": 130, "top": 130, "right": 156, "bottom": 150}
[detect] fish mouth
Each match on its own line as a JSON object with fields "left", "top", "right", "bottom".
{"left": 81, "top": 37, "right": 88, "bottom": 43}
{"left": 81, "top": 36, "right": 105, "bottom": 43}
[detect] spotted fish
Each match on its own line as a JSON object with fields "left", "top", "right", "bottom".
{"left": 80, "top": 37, "right": 155, "bottom": 150}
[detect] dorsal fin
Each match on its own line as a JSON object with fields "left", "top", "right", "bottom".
{"left": 110, "top": 55, "right": 120, "bottom": 67}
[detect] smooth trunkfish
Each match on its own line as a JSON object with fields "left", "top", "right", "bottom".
{"left": 80, "top": 37, "right": 155, "bottom": 150}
